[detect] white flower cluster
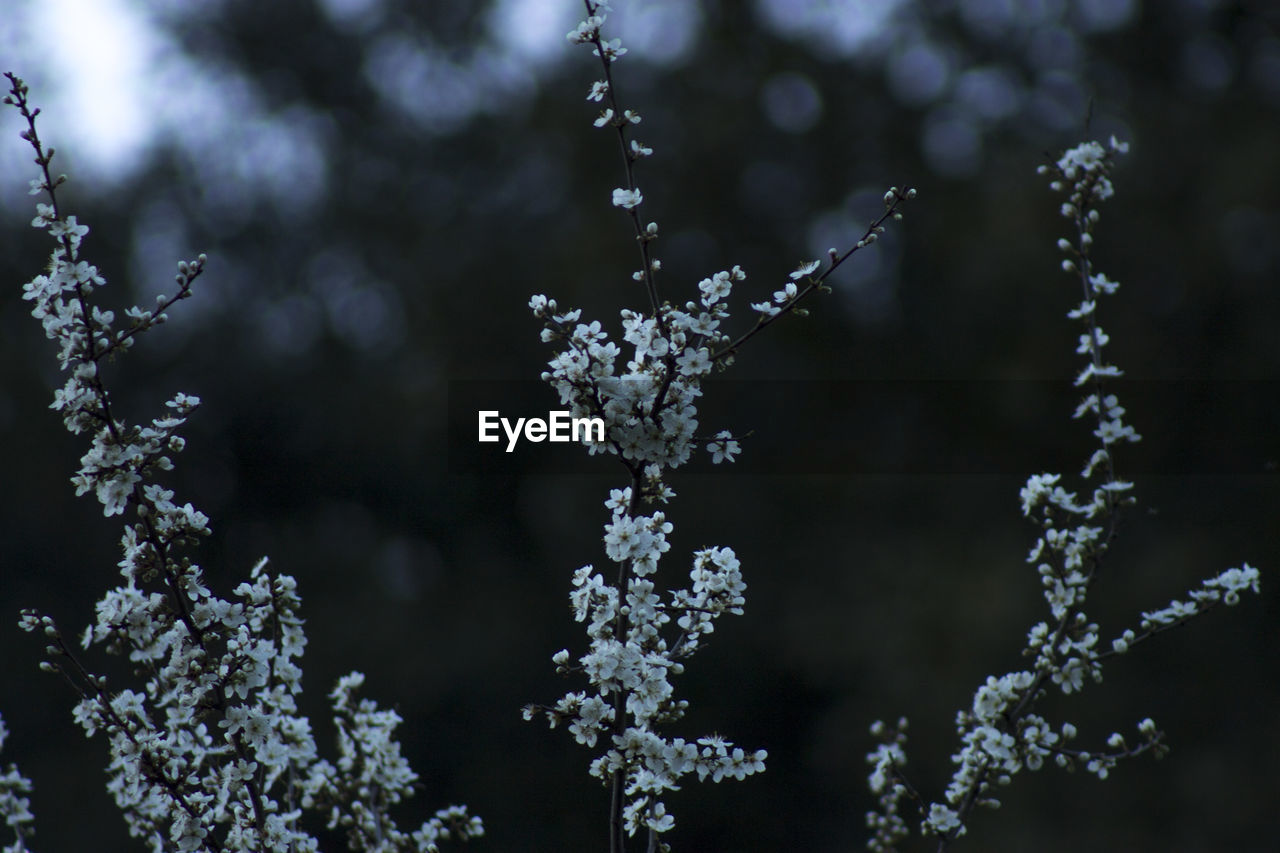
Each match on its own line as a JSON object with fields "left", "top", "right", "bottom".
{"left": 0, "top": 714, "right": 35, "bottom": 853}
{"left": 522, "top": 6, "right": 801, "bottom": 842}
{"left": 302, "top": 674, "right": 485, "bottom": 852}
{"left": 865, "top": 140, "right": 1260, "bottom": 848}
{"left": 530, "top": 264, "right": 738, "bottom": 468}
{"left": 6, "top": 72, "right": 480, "bottom": 853}
{"left": 22, "top": 169, "right": 204, "bottom": 520}
{"left": 525, "top": 481, "right": 766, "bottom": 837}
{"left": 1103, "top": 561, "right": 1261, "bottom": 654}
{"left": 864, "top": 718, "right": 910, "bottom": 850}
{"left": 1049, "top": 135, "right": 1129, "bottom": 203}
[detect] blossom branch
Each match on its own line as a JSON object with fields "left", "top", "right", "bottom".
{"left": 572, "top": 0, "right": 660, "bottom": 316}
{"left": 713, "top": 186, "right": 916, "bottom": 364}
{"left": 538, "top": 8, "right": 913, "bottom": 850}
{"left": 865, "top": 139, "right": 1260, "bottom": 850}
{"left": 7, "top": 75, "right": 481, "bottom": 853}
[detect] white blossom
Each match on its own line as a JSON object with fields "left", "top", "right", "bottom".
{"left": 611, "top": 187, "right": 643, "bottom": 209}
{"left": 7, "top": 73, "right": 482, "bottom": 851}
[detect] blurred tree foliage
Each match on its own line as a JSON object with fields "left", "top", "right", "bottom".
{"left": 1, "top": 1, "right": 1276, "bottom": 850}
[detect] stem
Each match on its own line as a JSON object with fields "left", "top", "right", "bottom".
{"left": 582, "top": 0, "right": 661, "bottom": 318}
{"left": 712, "top": 190, "right": 912, "bottom": 363}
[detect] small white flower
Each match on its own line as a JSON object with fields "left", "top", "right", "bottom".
{"left": 594, "top": 38, "right": 627, "bottom": 62}
{"left": 789, "top": 259, "right": 821, "bottom": 280}
{"left": 773, "top": 282, "right": 799, "bottom": 304}
{"left": 612, "top": 187, "right": 643, "bottom": 209}
{"left": 698, "top": 271, "right": 733, "bottom": 304}
{"left": 926, "top": 803, "right": 962, "bottom": 834}
{"left": 567, "top": 16, "right": 604, "bottom": 44}
{"left": 676, "top": 347, "right": 711, "bottom": 377}
{"left": 708, "top": 431, "right": 740, "bottom": 464}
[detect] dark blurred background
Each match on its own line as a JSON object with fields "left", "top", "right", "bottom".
{"left": 2, "top": 1, "right": 1277, "bottom": 850}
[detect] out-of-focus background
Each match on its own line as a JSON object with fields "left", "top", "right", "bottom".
{"left": 2, "top": 1, "right": 1277, "bottom": 850}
